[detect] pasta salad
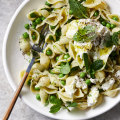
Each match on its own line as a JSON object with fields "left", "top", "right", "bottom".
{"left": 19, "top": 0, "right": 120, "bottom": 113}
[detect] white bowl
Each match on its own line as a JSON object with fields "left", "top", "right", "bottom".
{"left": 2, "top": 0, "right": 120, "bottom": 119}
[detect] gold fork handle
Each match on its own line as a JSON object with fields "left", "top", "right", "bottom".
{"left": 3, "top": 72, "right": 28, "bottom": 120}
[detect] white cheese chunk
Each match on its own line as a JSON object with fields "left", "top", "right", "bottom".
{"left": 87, "top": 86, "right": 99, "bottom": 107}
{"left": 101, "top": 78, "right": 115, "bottom": 91}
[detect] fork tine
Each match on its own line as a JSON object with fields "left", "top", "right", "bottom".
{"left": 32, "top": 24, "right": 49, "bottom": 52}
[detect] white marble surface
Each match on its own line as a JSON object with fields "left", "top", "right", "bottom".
{"left": 0, "top": 0, "right": 120, "bottom": 120}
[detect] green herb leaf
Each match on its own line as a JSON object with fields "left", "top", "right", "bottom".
{"left": 83, "top": 53, "right": 90, "bottom": 73}
{"left": 60, "top": 63, "right": 71, "bottom": 74}
{"left": 67, "top": 102, "right": 78, "bottom": 107}
{"left": 73, "top": 26, "right": 96, "bottom": 42}
{"left": 49, "top": 95, "right": 62, "bottom": 105}
{"left": 50, "top": 104, "right": 61, "bottom": 113}
{"left": 69, "top": 0, "right": 89, "bottom": 18}
{"left": 91, "top": 60, "right": 104, "bottom": 71}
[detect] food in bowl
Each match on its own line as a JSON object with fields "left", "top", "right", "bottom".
{"left": 19, "top": 0, "right": 120, "bottom": 113}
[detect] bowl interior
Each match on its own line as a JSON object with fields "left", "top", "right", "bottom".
{"left": 3, "top": 0, "right": 120, "bottom": 119}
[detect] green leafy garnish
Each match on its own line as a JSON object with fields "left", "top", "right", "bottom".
{"left": 67, "top": 102, "right": 78, "bottom": 107}
{"left": 50, "top": 104, "right": 61, "bottom": 113}
{"left": 60, "top": 63, "right": 71, "bottom": 74}
{"left": 83, "top": 53, "right": 104, "bottom": 78}
{"left": 73, "top": 26, "right": 96, "bottom": 42}
{"left": 49, "top": 95, "right": 63, "bottom": 113}
{"left": 90, "top": 60, "right": 104, "bottom": 78}
{"left": 83, "top": 53, "right": 90, "bottom": 73}
{"left": 49, "top": 95, "right": 62, "bottom": 105}
{"left": 69, "top": 0, "right": 89, "bottom": 18}
{"left": 91, "top": 60, "right": 104, "bottom": 71}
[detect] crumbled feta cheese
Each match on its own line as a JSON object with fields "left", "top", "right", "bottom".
{"left": 75, "top": 76, "right": 87, "bottom": 89}
{"left": 87, "top": 86, "right": 99, "bottom": 107}
{"left": 90, "top": 78, "right": 98, "bottom": 84}
{"left": 101, "top": 78, "right": 115, "bottom": 91}
{"left": 115, "top": 70, "right": 120, "bottom": 79}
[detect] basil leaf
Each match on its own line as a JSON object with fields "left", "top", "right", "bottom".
{"left": 50, "top": 97, "right": 62, "bottom": 105}
{"left": 50, "top": 105, "right": 61, "bottom": 113}
{"left": 91, "top": 60, "right": 104, "bottom": 71}
{"left": 83, "top": 53, "right": 90, "bottom": 73}
{"left": 60, "top": 63, "right": 71, "bottom": 74}
{"left": 67, "top": 102, "right": 78, "bottom": 107}
{"left": 69, "top": 0, "right": 89, "bottom": 19}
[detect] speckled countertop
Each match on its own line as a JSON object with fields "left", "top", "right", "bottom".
{"left": 0, "top": 0, "right": 120, "bottom": 120}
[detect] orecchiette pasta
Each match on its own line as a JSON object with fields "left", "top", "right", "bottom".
{"left": 20, "top": 0, "right": 120, "bottom": 113}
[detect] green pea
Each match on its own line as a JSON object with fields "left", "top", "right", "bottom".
{"left": 46, "top": 49, "right": 52, "bottom": 56}
{"left": 23, "top": 32, "right": 29, "bottom": 39}
{"left": 24, "top": 24, "right": 30, "bottom": 30}
{"left": 36, "top": 94, "right": 41, "bottom": 100}
{"left": 50, "top": 95, "right": 56, "bottom": 100}
{"left": 35, "top": 87, "right": 40, "bottom": 91}
{"left": 41, "top": 16, "right": 45, "bottom": 21}
{"left": 112, "top": 16, "right": 119, "bottom": 21}
{"left": 111, "top": 24, "right": 116, "bottom": 29}
{"left": 94, "top": 10, "right": 99, "bottom": 17}
{"left": 101, "top": 21, "right": 107, "bottom": 26}
{"left": 61, "top": 80, "right": 66, "bottom": 86}
{"left": 32, "top": 25, "right": 36, "bottom": 29}
{"left": 45, "top": 1, "right": 51, "bottom": 6}
{"left": 30, "top": 13, "right": 37, "bottom": 18}
{"left": 49, "top": 35, "right": 54, "bottom": 40}
{"left": 32, "top": 35, "right": 36, "bottom": 40}
{"left": 32, "top": 21, "right": 37, "bottom": 26}
{"left": 69, "top": 10, "right": 73, "bottom": 15}
{"left": 59, "top": 73, "right": 64, "bottom": 78}
{"left": 64, "top": 54, "right": 70, "bottom": 59}
{"left": 80, "top": 72, "right": 86, "bottom": 78}
{"left": 85, "top": 79, "right": 91, "bottom": 86}
{"left": 27, "top": 79, "right": 31, "bottom": 86}
{"left": 50, "top": 25, "right": 56, "bottom": 29}
{"left": 106, "top": 23, "right": 111, "bottom": 29}
{"left": 56, "top": 56, "right": 59, "bottom": 61}
{"left": 35, "top": 18, "right": 41, "bottom": 24}
{"left": 60, "top": 62, "right": 66, "bottom": 66}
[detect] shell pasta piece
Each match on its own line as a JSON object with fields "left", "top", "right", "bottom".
{"left": 19, "top": 0, "right": 120, "bottom": 113}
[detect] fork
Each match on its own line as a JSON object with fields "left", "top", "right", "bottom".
{"left": 3, "top": 24, "right": 49, "bottom": 120}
